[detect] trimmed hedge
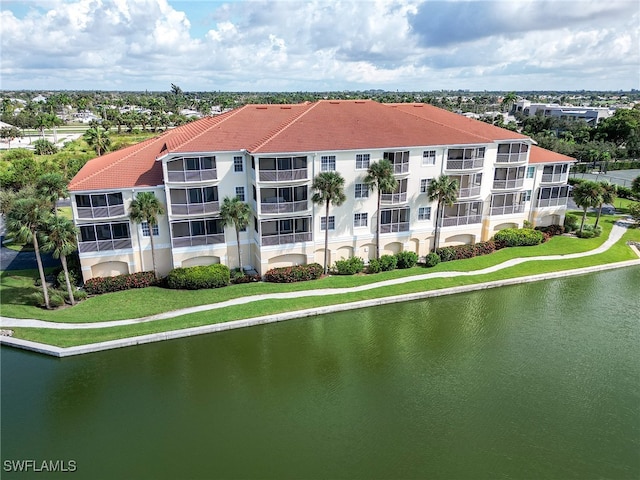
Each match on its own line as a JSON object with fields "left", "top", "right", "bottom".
{"left": 84, "top": 271, "right": 157, "bottom": 295}
{"left": 493, "top": 228, "right": 544, "bottom": 247}
{"left": 263, "top": 263, "right": 323, "bottom": 283}
{"left": 334, "top": 257, "right": 364, "bottom": 275}
{"left": 379, "top": 255, "right": 397, "bottom": 272}
{"left": 435, "top": 241, "right": 498, "bottom": 262}
{"left": 424, "top": 252, "right": 441, "bottom": 268}
{"left": 367, "top": 258, "right": 381, "bottom": 274}
{"left": 166, "top": 264, "right": 230, "bottom": 290}
{"left": 396, "top": 251, "right": 418, "bottom": 269}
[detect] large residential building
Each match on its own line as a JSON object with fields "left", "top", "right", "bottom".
{"left": 512, "top": 100, "right": 613, "bottom": 126}
{"left": 68, "top": 100, "right": 574, "bottom": 281}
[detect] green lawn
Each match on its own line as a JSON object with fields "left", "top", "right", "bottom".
{"left": 2, "top": 214, "right": 639, "bottom": 348}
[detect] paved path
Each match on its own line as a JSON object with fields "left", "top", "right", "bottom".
{"left": 2, "top": 221, "right": 638, "bottom": 331}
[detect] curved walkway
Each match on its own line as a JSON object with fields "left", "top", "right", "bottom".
{"left": 2, "top": 221, "right": 639, "bottom": 332}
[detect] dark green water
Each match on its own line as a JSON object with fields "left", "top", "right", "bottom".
{"left": 2, "top": 268, "right": 639, "bottom": 480}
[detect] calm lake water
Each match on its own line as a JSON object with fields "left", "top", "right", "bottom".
{"left": 2, "top": 267, "right": 639, "bottom": 480}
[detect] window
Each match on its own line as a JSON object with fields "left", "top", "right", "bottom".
{"left": 252, "top": 185, "right": 257, "bottom": 201}
{"left": 418, "top": 207, "right": 432, "bottom": 220}
{"left": 524, "top": 190, "right": 532, "bottom": 202}
{"left": 321, "top": 216, "right": 335, "bottom": 231}
{"left": 356, "top": 154, "right": 370, "bottom": 169}
{"left": 526, "top": 166, "right": 535, "bottom": 178}
{"left": 422, "top": 150, "right": 436, "bottom": 166}
{"left": 355, "top": 183, "right": 369, "bottom": 198}
{"left": 321, "top": 155, "right": 336, "bottom": 171}
{"left": 234, "top": 156, "right": 243, "bottom": 172}
{"left": 141, "top": 222, "right": 159, "bottom": 237}
{"left": 236, "top": 186, "right": 245, "bottom": 201}
{"left": 354, "top": 213, "right": 368, "bottom": 227}
{"left": 420, "top": 178, "right": 432, "bottom": 193}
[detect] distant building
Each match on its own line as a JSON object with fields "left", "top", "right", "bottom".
{"left": 69, "top": 100, "right": 574, "bottom": 281}
{"left": 513, "top": 100, "right": 613, "bottom": 126}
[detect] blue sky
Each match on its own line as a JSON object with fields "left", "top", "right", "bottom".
{"left": 1, "top": 0, "right": 638, "bottom": 92}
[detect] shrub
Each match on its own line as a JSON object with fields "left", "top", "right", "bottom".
{"left": 232, "top": 273, "right": 262, "bottom": 284}
{"left": 367, "top": 258, "right": 381, "bottom": 274}
{"left": 29, "top": 289, "right": 65, "bottom": 308}
{"left": 616, "top": 185, "right": 635, "bottom": 200}
{"left": 395, "top": 251, "right": 418, "bottom": 269}
{"left": 263, "top": 263, "right": 323, "bottom": 283}
{"left": 576, "top": 225, "right": 602, "bottom": 239}
{"left": 629, "top": 202, "right": 640, "bottom": 225}
{"left": 535, "top": 224, "right": 566, "bottom": 237}
{"left": 424, "top": 252, "right": 441, "bottom": 268}
{"left": 166, "top": 264, "right": 230, "bottom": 290}
{"left": 56, "top": 269, "right": 79, "bottom": 289}
{"left": 84, "top": 271, "right": 158, "bottom": 295}
{"left": 379, "top": 255, "right": 397, "bottom": 272}
{"left": 493, "top": 228, "right": 544, "bottom": 247}
{"left": 334, "top": 256, "right": 364, "bottom": 275}
{"left": 564, "top": 214, "right": 580, "bottom": 232}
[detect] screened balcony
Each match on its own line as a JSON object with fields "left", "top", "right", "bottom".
{"left": 75, "top": 193, "right": 125, "bottom": 219}
{"left": 166, "top": 156, "right": 217, "bottom": 182}
{"left": 441, "top": 201, "right": 483, "bottom": 227}
{"left": 541, "top": 164, "right": 569, "bottom": 183}
{"left": 496, "top": 143, "right": 528, "bottom": 163}
{"left": 78, "top": 222, "right": 132, "bottom": 253}
{"left": 446, "top": 147, "right": 485, "bottom": 170}
{"left": 260, "top": 216, "right": 312, "bottom": 246}
{"left": 171, "top": 219, "right": 225, "bottom": 248}
{"left": 537, "top": 186, "right": 570, "bottom": 208}
{"left": 450, "top": 174, "right": 482, "bottom": 198}
{"left": 493, "top": 167, "right": 525, "bottom": 189}
{"left": 383, "top": 151, "right": 410, "bottom": 175}
{"left": 259, "top": 157, "right": 308, "bottom": 182}
{"left": 380, "top": 207, "right": 410, "bottom": 233}
{"left": 491, "top": 193, "right": 525, "bottom": 215}
{"left": 381, "top": 179, "right": 408, "bottom": 204}
{"left": 260, "top": 186, "right": 308, "bottom": 214}
{"left": 170, "top": 187, "right": 219, "bottom": 216}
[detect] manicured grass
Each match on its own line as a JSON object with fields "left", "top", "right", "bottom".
{"left": 4, "top": 219, "right": 639, "bottom": 348}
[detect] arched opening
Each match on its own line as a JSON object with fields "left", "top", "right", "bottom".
{"left": 383, "top": 241, "right": 403, "bottom": 255}
{"left": 182, "top": 256, "right": 221, "bottom": 267}
{"left": 268, "top": 253, "right": 308, "bottom": 269}
{"left": 494, "top": 222, "right": 518, "bottom": 232}
{"left": 91, "top": 261, "right": 129, "bottom": 278}
{"left": 444, "top": 233, "right": 475, "bottom": 246}
{"left": 336, "top": 246, "right": 353, "bottom": 261}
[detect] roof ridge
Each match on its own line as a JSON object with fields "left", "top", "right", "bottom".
{"left": 68, "top": 132, "right": 170, "bottom": 190}
{"left": 248, "top": 102, "right": 319, "bottom": 152}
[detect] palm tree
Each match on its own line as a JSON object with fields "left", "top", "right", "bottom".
{"left": 41, "top": 216, "right": 78, "bottom": 306}
{"left": 220, "top": 197, "right": 251, "bottom": 273}
{"left": 312, "top": 171, "right": 346, "bottom": 274}
{"left": 364, "top": 159, "right": 398, "bottom": 260}
{"left": 83, "top": 126, "right": 111, "bottom": 156}
{"left": 572, "top": 181, "right": 603, "bottom": 233}
{"left": 129, "top": 192, "right": 165, "bottom": 278}
{"left": 5, "top": 192, "right": 51, "bottom": 308}
{"left": 502, "top": 92, "right": 518, "bottom": 113}
{"left": 594, "top": 182, "right": 617, "bottom": 229}
{"left": 427, "top": 175, "right": 459, "bottom": 252}
{"left": 36, "top": 172, "right": 68, "bottom": 216}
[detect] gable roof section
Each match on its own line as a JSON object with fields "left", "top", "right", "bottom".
{"left": 529, "top": 145, "right": 576, "bottom": 164}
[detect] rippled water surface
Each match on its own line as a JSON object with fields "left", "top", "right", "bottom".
{"left": 2, "top": 267, "right": 639, "bottom": 479}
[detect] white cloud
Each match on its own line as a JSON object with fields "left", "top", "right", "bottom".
{"left": 0, "top": 0, "right": 638, "bottom": 91}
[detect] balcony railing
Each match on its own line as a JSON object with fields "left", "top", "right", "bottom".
{"left": 167, "top": 169, "right": 217, "bottom": 183}
{"left": 78, "top": 238, "right": 132, "bottom": 253}
{"left": 393, "top": 163, "right": 410, "bottom": 175}
{"left": 259, "top": 168, "right": 308, "bottom": 182}
{"left": 76, "top": 204, "right": 125, "bottom": 219}
{"left": 172, "top": 234, "right": 225, "bottom": 248}
{"left": 261, "top": 232, "right": 312, "bottom": 246}
{"left": 492, "top": 179, "right": 524, "bottom": 190}
{"left": 380, "top": 192, "right": 407, "bottom": 204}
{"left": 380, "top": 222, "right": 410, "bottom": 233}
{"left": 446, "top": 159, "right": 484, "bottom": 170}
{"left": 491, "top": 204, "right": 525, "bottom": 216}
{"left": 496, "top": 152, "right": 527, "bottom": 163}
{"left": 537, "top": 197, "right": 568, "bottom": 208}
{"left": 442, "top": 215, "right": 482, "bottom": 227}
{"left": 541, "top": 173, "right": 569, "bottom": 183}
{"left": 260, "top": 200, "right": 308, "bottom": 214}
{"left": 170, "top": 201, "right": 219, "bottom": 216}
{"left": 457, "top": 186, "right": 481, "bottom": 198}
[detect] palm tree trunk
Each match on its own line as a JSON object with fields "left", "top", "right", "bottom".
{"left": 61, "top": 254, "right": 75, "bottom": 306}
{"left": 376, "top": 191, "right": 381, "bottom": 260}
{"left": 32, "top": 234, "right": 50, "bottom": 309}
{"left": 236, "top": 225, "right": 243, "bottom": 273}
{"left": 324, "top": 200, "right": 330, "bottom": 274}
{"left": 432, "top": 200, "right": 442, "bottom": 253}
{"left": 594, "top": 204, "right": 603, "bottom": 229}
{"left": 149, "top": 229, "right": 158, "bottom": 279}
{"left": 579, "top": 207, "right": 587, "bottom": 233}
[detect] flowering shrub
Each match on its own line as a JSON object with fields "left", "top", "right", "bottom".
{"left": 263, "top": 263, "right": 323, "bottom": 283}
{"left": 435, "top": 241, "right": 498, "bottom": 263}
{"left": 493, "top": 228, "right": 544, "bottom": 248}
{"left": 334, "top": 257, "right": 364, "bottom": 275}
{"left": 395, "top": 251, "right": 418, "bottom": 269}
{"left": 84, "top": 271, "right": 157, "bottom": 295}
{"left": 535, "top": 224, "right": 565, "bottom": 237}
{"left": 166, "top": 264, "right": 230, "bottom": 290}
{"left": 232, "top": 273, "right": 262, "bottom": 284}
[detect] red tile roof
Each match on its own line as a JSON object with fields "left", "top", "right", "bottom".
{"left": 529, "top": 145, "right": 576, "bottom": 164}
{"left": 69, "top": 100, "right": 557, "bottom": 192}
